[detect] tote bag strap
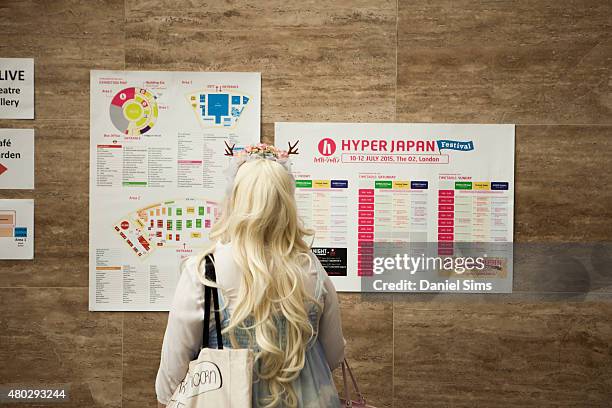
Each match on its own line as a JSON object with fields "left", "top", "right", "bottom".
{"left": 341, "top": 358, "right": 365, "bottom": 406}
{"left": 202, "top": 254, "right": 224, "bottom": 350}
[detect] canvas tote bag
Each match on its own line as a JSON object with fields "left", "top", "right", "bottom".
{"left": 167, "top": 254, "right": 253, "bottom": 407}
{"left": 339, "top": 359, "right": 378, "bottom": 408}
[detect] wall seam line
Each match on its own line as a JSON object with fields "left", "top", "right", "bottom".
{"left": 394, "top": 0, "right": 399, "bottom": 124}
{"left": 121, "top": 2, "right": 126, "bottom": 406}
{"left": 393, "top": 0, "right": 399, "bottom": 406}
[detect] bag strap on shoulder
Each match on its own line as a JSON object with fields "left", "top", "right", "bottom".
{"left": 202, "top": 254, "right": 223, "bottom": 350}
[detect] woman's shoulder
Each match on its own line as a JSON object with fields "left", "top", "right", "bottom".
{"left": 305, "top": 250, "right": 326, "bottom": 278}
{"left": 212, "top": 240, "right": 233, "bottom": 260}
{"left": 300, "top": 250, "right": 330, "bottom": 301}
{"left": 179, "top": 254, "right": 207, "bottom": 287}
{"left": 180, "top": 241, "right": 229, "bottom": 279}
{"left": 209, "top": 241, "right": 243, "bottom": 291}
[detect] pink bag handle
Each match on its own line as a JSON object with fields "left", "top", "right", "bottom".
{"left": 341, "top": 359, "right": 366, "bottom": 407}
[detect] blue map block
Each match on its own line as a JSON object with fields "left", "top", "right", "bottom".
{"left": 232, "top": 95, "right": 241, "bottom": 105}
{"left": 207, "top": 94, "right": 229, "bottom": 124}
{"left": 14, "top": 227, "right": 27, "bottom": 237}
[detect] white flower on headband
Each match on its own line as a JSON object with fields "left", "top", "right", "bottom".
{"left": 222, "top": 141, "right": 299, "bottom": 195}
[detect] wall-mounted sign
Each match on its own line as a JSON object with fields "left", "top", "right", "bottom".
{"left": 0, "top": 58, "right": 34, "bottom": 119}
{"left": 276, "top": 122, "right": 515, "bottom": 293}
{"left": 0, "top": 129, "right": 34, "bottom": 189}
{"left": 0, "top": 199, "right": 34, "bottom": 259}
{"left": 89, "top": 70, "right": 261, "bottom": 311}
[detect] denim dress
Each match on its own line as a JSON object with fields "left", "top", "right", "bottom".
{"left": 205, "top": 264, "right": 342, "bottom": 408}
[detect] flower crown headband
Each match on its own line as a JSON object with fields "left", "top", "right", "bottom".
{"left": 222, "top": 140, "right": 299, "bottom": 194}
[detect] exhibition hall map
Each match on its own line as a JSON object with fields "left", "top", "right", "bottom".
{"left": 89, "top": 70, "right": 260, "bottom": 311}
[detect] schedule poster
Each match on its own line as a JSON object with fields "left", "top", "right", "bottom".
{"left": 276, "top": 122, "right": 515, "bottom": 293}
{"left": 89, "top": 70, "right": 260, "bottom": 311}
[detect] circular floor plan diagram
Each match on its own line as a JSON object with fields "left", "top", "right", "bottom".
{"left": 110, "top": 87, "right": 159, "bottom": 136}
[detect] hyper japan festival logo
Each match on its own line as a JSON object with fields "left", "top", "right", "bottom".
{"left": 317, "top": 137, "right": 475, "bottom": 155}
{"left": 318, "top": 138, "right": 337, "bottom": 156}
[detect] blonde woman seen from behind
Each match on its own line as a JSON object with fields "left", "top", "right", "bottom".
{"left": 156, "top": 156, "right": 345, "bottom": 407}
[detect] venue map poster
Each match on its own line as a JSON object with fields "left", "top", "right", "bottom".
{"left": 89, "top": 70, "right": 260, "bottom": 311}
{"left": 276, "top": 123, "right": 515, "bottom": 293}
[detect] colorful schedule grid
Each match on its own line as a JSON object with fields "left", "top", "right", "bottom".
{"left": 437, "top": 180, "right": 510, "bottom": 255}
{"left": 358, "top": 178, "right": 430, "bottom": 276}
{"left": 295, "top": 179, "right": 349, "bottom": 247}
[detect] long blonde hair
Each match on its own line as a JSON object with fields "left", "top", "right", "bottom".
{"left": 196, "top": 158, "right": 316, "bottom": 407}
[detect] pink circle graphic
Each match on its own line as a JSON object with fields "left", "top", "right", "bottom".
{"left": 318, "top": 138, "right": 336, "bottom": 156}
